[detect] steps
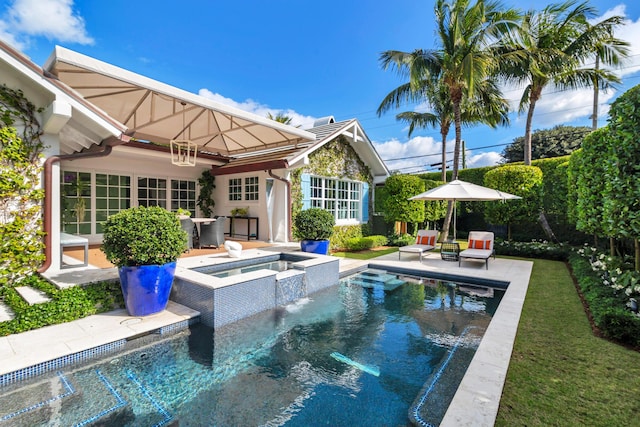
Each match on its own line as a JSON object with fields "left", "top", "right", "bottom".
{"left": 346, "top": 269, "right": 406, "bottom": 292}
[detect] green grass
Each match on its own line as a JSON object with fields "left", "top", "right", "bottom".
{"left": 331, "top": 247, "right": 398, "bottom": 260}
{"left": 496, "top": 259, "right": 640, "bottom": 426}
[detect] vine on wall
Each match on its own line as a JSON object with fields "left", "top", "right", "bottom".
{"left": 0, "top": 84, "right": 45, "bottom": 288}
{"left": 291, "top": 135, "right": 373, "bottom": 222}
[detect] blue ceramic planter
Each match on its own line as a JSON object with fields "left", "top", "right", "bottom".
{"left": 118, "top": 262, "right": 177, "bottom": 316}
{"left": 300, "top": 239, "right": 330, "bottom": 255}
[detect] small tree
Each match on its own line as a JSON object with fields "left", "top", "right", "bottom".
{"left": 382, "top": 174, "right": 425, "bottom": 230}
{"left": 423, "top": 179, "right": 447, "bottom": 229}
{"left": 602, "top": 85, "right": 640, "bottom": 270}
{"left": 484, "top": 165, "right": 543, "bottom": 240}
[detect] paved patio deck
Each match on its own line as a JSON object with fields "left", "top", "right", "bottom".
{"left": 3, "top": 247, "right": 532, "bottom": 426}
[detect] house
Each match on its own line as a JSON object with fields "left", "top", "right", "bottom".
{"left": 0, "top": 41, "right": 389, "bottom": 271}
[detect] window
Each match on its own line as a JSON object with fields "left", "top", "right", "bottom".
{"left": 95, "top": 173, "right": 131, "bottom": 234}
{"left": 245, "top": 176, "right": 259, "bottom": 201}
{"left": 229, "top": 178, "right": 242, "bottom": 201}
{"left": 61, "top": 171, "right": 92, "bottom": 234}
{"left": 229, "top": 176, "right": 259, "bottom": 201}
{"left": 138, "top": 177, "right": 167, "bottom": 208}
{"left": 171, "top": 179, "right": 196, "bottom": 213}
{"left": 310, "top": 176, "right": 360, "bottom": 222}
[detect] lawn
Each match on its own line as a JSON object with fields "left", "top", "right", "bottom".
{"left": 496, "top": 259, "right": 640, "bottom": 426}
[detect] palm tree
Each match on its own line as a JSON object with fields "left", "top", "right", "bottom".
{"left": 379, "top": 0, "right": 518, "bottom": 239}
{"left": 499, "top": 0, "right": 629, "bottom": 165}
{"left": 267, "top": 112, "right": 293, "bottom": 125}
{"left": 378, "top": 78, "right": 509, "bottom": 182}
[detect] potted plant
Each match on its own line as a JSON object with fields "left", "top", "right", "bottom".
{"left": 102, "top": 206, "right": 187, "bottom": 316}
{"left": 293, "top": 208, "right": 335, "bottom": 255}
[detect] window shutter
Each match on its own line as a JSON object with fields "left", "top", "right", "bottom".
{"left": 301, "top": 173, "right": 311, "bottom": 210}
{"left": 362, "top": 182, "right": 369, "bottom": 222}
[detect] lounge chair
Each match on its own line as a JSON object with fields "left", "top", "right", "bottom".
{"left": 199, "top": 216, "right": 226, "bottom": 248}
{"left": 398, "top": 230, "right": 438, "bottom": 263}
{"left": 458, "top": 231, "right": 495, "bottom": 269}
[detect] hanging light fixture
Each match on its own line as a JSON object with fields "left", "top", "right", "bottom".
{"left": 170, "top": 101, "right": 197, "bottom": 167}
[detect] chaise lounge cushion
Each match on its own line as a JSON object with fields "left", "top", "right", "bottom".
{"left": 459, "top": 231, "right": 495, "bottom": 269}
{"left": 399, "top": 230, "right": 439, "bottom": 261}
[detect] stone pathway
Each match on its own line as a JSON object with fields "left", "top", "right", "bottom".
{"left": 0, "top": 301, "right": 14, "bottom": 322}
{"left": 14, "top": 286, "right": 52, "bottom": 305}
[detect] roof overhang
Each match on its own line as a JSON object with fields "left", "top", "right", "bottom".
{"left": 0, "top": 41, "right": 127, "bottom": 154}
{"left": 44, "top": 46, "right": 316, "bottom": 157}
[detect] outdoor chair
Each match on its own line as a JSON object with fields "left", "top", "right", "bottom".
{"left": 398, "top": 230, "right": 439, "bottom": 263}
{"left": 180, "top": 218, "right": 195, "bottom": 251}
{"left": 199, "top": 216, "right": 226, "bottom": 249}
{"left": 458, "top": 231, "right": 495, "bottom": 269}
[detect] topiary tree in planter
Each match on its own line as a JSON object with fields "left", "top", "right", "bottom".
{"left": 293, "top": 208, "right": 335, "bottom": 254}
{"left": 102, "top": 206, "right": 187, "bottom": 316}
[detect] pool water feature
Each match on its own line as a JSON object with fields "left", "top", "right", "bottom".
{"left": 0, "top": 269, "right": 504, "bottom": 426}
{"left": 207, "top": 260, "right": 291, "bottom": 278}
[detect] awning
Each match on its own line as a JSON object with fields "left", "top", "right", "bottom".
{"left": 44, "top": 46, "right": 316, "bottom": 157}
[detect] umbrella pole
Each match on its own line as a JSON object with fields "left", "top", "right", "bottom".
{"left": 453, "top": 201, "right": 457, "bottom": 241}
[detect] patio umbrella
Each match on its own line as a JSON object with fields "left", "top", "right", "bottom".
{"left": 409, "top": 179, "right": 521, "bottom": 240}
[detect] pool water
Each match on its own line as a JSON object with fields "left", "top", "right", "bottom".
{"left": 208, "top": 260, "right": 291, "bottom": 278}
{"left": 0, "top": 269, "right": 504, "bottom": 426}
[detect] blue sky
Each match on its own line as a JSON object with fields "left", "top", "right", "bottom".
{"left": 1, "top": 0, "right": 639, "bottom": 174}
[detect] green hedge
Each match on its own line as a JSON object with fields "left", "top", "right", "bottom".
{"left": 569, "top": 253, "right": 640, "bottom": 347}
{"left": 344, "top": 235, "right": 388, "bottom": 252}
{"left": 330, "top": 225, "right": 365, "bottom": 251}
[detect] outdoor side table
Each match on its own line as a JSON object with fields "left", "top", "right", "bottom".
{"left": 440, "top": 241, "right": 460, "bottom": 261}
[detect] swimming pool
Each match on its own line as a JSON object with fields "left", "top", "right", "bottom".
{"left": 0, "top": 269, "right": 504, "bottom": 426}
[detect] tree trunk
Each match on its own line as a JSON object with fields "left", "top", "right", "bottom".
{"left": 523, "top": 87, "right": 541, "bottom": 166}
{"left": 442, "top": 100, "right": 463, "bottom": 239}
{"left": 441, "top": 130, "right": 447, "bottom": 183}
{"left": 441, "top": 201, "right": 454, "bottom": 242}
{"left": 592, "top": 56, "right": 599, "bottom": 130}
{"left": 538, "top": 211, "right": 557, "bottom": 242}
{"left": 508, "top": 223, "right": 512, "bottom": 241}
{"left": 610, "top": 237, "right": 615, "bottom": 257}
{"left": 636, "top": 238, "right": 639, "bottom": 272}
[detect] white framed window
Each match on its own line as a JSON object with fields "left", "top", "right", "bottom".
{"left": 95, "top": 173, "right": 131, "bottom": 234}
{"left": 171, "top": 179, "right": 196, "bottom": 213}
{"left": 228, "top": 176, "right": 259, "bottom": 201}
{"left": 137, "top": 177, "right": 167, "bottom": 208}
{"left": 310, "top": 176, "right": 361, "bottom": 223}
{"left": 245, "top": 176, "right": 259, "bottom": 201}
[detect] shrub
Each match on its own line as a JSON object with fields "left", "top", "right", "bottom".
{"left": 293, "top": 208, "right": 335, "bottom": 240}
{"left": 343, "top": 235, "right": 388, "bottom": 252}
{"left": 494, "top": 239, "right": 570, "bottom": 260}
{"left": 330, "top": 225, "right": 364, "bottom": 250}
{"left": 388, "top": 233, "right": 415, "bottom": 247}
{"left": 0, "top": 275, "right": 123, "bottom": 336}
{"left": 102, "top": 206, "right": 187, "bottom": 267}
{"left": 569, "top": 252, "right": 640, "bottom": 347}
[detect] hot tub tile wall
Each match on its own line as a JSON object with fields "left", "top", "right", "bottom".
{"left": 304, "top": 258, "right": 340, "bottom": 294}
{"left": 275, "top": 270, "right": 306, "bottom": 306}
{"left": 214, "top": 276, "right": 276, "bottom": 327}
{"left": 171, "top": 279, "right": 216, "bottom": 326}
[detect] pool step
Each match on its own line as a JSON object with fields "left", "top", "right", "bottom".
{"left": 347, "top": 271, "right": 406, "bottom": 292}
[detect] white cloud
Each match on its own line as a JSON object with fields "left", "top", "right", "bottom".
{"left": 0, "top": 0, "right": 93, "bottom": 49}
{"left": 465, "top": 151, "right": 503, "bottom": 168}
{"left": 198, "top": 88, "right": 317, "bottom": 129}
{"left": 374, "top": 135, "right": 444, "bottom": 174}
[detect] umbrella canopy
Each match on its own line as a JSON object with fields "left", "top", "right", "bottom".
{"left": 409, "top": 180, "right": 521, "bottom": 239}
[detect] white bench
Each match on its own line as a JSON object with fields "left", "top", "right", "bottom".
{"left": 60, "top": 232, "right": 88, "bottom": 269}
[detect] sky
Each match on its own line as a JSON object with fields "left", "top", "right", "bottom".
{"left": 1, "top": 0, "right": 639, "bottom": 174}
